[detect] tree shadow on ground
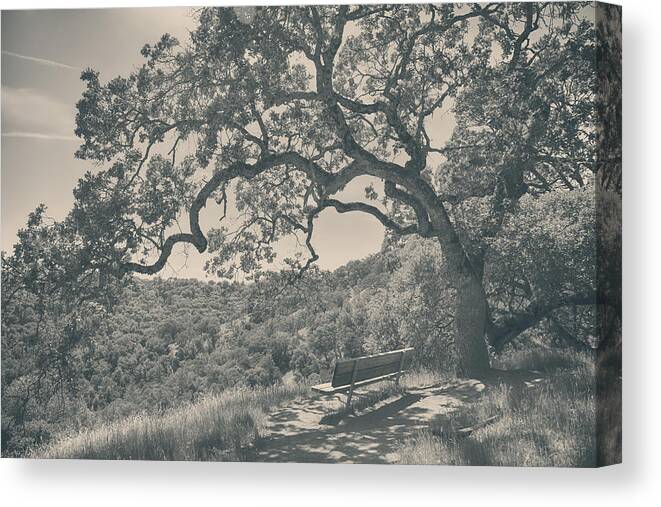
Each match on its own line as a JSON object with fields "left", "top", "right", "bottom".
{"left": 255, "top": 380, "right": 485, "bottom": 464}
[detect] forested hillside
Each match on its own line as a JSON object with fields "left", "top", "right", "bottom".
{"left": 2, "top": 235, "right": 446, "bottom": 455}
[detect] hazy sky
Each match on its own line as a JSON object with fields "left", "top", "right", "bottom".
{"left": 1, "top": 7, "right": 455, "bottom": 279}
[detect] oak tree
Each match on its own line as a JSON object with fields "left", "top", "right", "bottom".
{"left": 66, "top": 3, "right": 614, "bottom": 376}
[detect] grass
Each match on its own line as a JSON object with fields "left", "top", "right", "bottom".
{"left": 36, "top": 383, "right": 308, "bottom": 461}
{"left": 491, "top": 346, "right": 589, "bottom": 372}
{"left": 397, "top": 350, "right": 599, "bottom": 467}
{"left": 400, "top": 369, "right": 450, "bottom": 389}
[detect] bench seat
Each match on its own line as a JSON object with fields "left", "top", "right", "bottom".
{"left": 311, "top": 371, "right": 405, "bottom": 395}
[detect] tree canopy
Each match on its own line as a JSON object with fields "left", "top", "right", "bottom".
{"left": 69, "top": 4, "right": 599, "bottom": 273}
{"left": 3, "top": 3, "right": 621, "bottom": 378}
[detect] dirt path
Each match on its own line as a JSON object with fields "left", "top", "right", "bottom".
{"left": 255, "top": 379, "right": 486, "bottom": 464}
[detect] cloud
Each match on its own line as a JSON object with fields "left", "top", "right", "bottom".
{"left": 1, "top": 50, "right": 80, "bottom": 71}
{"left": 1, "top": 86, "right": 76, "bottom": 140}
{"left": 1, "top": 131, "right": 78, "bottom": 141}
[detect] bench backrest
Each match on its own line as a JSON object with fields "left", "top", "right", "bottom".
{"left": 330, "top": 348, "right": 414, "bottom": 388}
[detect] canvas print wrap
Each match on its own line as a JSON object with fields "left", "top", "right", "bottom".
{"left": 1, "top": 2, "right": 621, "bottom": 466}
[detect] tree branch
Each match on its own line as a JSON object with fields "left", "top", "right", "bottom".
{"left": 319, "top": 198, "right": 419, "bottom": 236}
{"left": 384, "top": 181, "right": 433, "bottom": 237}
{"left": 123, "top": 152, "right": 333, "bottom": 274}
{"left": 487, "top": 291, "right": 613, "bottom": 352}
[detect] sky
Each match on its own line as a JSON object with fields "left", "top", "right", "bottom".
{"left": 0, "top": 7, "right": 455, "bottom": 280}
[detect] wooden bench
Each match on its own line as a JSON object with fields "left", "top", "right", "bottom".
{"left": 311, "top": 347, "right": 414, "bottom": 409}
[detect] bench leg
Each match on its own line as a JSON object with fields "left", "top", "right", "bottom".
{"left": 395, "top": 351, "right": 405, "bottom": 385}
{"left": 346, "top": 384, "right": 355, "bottom": 410}
{"left": 345, "top": 359, "right": 358, "bottom": 411}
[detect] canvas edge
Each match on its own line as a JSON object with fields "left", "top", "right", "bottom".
{"left": 594, "top": 0, "right": 622, "bottom": 467}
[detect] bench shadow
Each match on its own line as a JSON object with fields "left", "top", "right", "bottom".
{"left": 256, "top": 398, "right": 423, "bottom": 464}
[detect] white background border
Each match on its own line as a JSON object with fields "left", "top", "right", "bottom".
{"left": 1, "top": 0, "right": 659, "bottom": 505}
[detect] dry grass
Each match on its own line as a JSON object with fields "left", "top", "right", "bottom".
{"left": 36, "top": 384, "right": 307, "bottom": 461}
{"left": 400, "top": 369, "right": 450, "bottom": 389}
{"left": 491, "top": 347, "right": 586, "bottom": 373}
{"left": 398, "top": 350, "right": 598, "bottom": 467}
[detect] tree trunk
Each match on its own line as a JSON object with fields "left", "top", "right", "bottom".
{"left": 453, "top": 270, "right": 492, "bottom": 376}
{"left": 396, "top": 175, "right": 492, "bottom": 377}
{"left": 434, "top": 232, "right": 491, "bottom": 377}
{"left": 382, "top": 185, "right": 494, "bottom": 375}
